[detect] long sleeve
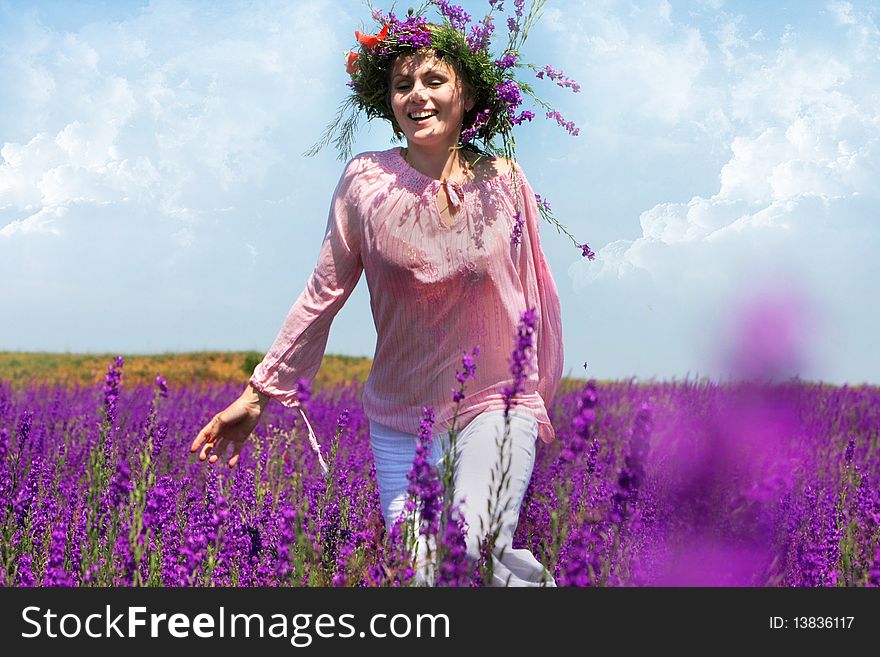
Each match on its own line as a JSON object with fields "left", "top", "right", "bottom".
{"left": 516, "top": 168, "right": 564, "bottom": 442}
{"left": 249, "top": 158, "right": 364, "bottom": 407}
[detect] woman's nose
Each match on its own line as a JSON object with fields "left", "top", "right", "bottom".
{"left": 410, "top": 82, "right": 427, "bottom": 101}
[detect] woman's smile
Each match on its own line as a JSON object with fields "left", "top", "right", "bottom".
{"left": 408, "top": 109, "right": 438, "bottom": 123}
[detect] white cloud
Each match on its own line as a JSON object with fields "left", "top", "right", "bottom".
{"left": 0, "top": 205, "right": 67, "bottom": 237}
{"left": 827, "top": 1, "right": 857, "bottom": 26}
{"left": 565, "top": 0, "right": 880, "bottom": 383}
{"left": 575, "top": 12, "right": 711, "bottom": 125}
{"left": 1, "top": 0, "right": 343, "bottom": 239}
{"left": 0, "top": 0, "right": 381, "bottom": 356}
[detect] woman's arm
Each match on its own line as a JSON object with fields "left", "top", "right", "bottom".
{"left": 248, "top": 157, "right": 365, "bottom": 406}
{"left": 191, "top": 159, "right": 365, "bottom": 470}
{"left": 515, "top": 167, "right": 565, "bottom": 440}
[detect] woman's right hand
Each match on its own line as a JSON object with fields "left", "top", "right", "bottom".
{"left": 190, "top": 383, "right": 270, "bottom": 469}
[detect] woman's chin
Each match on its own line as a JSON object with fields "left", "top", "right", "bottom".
{"left": 403, "top": 130, "right": 460, "bottom": 150}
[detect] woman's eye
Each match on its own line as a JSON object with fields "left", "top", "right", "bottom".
{"left": 393, "top": 79, "right": 443, "bottom": 91}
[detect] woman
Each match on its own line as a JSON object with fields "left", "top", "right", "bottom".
{"left": 190, "top": 10, "right": 574, "bottom": 587}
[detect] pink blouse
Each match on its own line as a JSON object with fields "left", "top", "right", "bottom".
{"left": 249, "top": 147, "right": 563, "bottom": 446}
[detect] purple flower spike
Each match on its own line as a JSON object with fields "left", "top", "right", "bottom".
{"left": 535, "top": 194, "right": 551, "bottom": 212}
{"left": 510, "top": 211, "right": 525, "bottom": 245}
{"left": 495, "top": 53, "right": 518, "bottom": 70}
{"left": 452, "top": 346, "right": 480, "bottom": 403}
{"left": 546, "top": 110, "right": 580, "bottom": 136}
{"left": 579, "top": 243, "right": 596, "bottom": 260}
{"left": 536, "top": 65, "right": 580, "bottom": 92}
{"left": 407, "top": 407, "right": 444, "bottom": 537}
{"left": 102, "top": 356, "right": 125, "bottom": 418}
{"left": 435, "top": 1, "right": 471, "bottom": 31}
{"left": 502, "top": 307, "right": 538, "bottom": 416}
{"left": 467, "top": 15, "right": 495, "bottom": 52}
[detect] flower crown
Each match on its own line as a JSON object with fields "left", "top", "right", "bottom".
{"left": 306, "top": 0, "right": 594, "bottom": 258}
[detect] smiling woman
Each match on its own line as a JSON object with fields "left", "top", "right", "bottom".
{"left": 189, "top": 2, "right": 583, "bottom": 588}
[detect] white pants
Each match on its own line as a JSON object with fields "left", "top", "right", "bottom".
{"left": 369, "top": 409, "right": 556, "bottom": 587}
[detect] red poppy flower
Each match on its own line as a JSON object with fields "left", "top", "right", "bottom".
{"left": 345, "top": 50, "right": 359, "bottom": 75}
{"left": 355, "top": 24, "right": 388, "bottom": 49}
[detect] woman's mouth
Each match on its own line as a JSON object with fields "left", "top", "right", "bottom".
{"left": 408, "top": 110, "right": 438, "bottom": 123}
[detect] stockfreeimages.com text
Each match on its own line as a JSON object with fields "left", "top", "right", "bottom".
{"left": 21, "top": 606, "right": 450, "bottom": 646}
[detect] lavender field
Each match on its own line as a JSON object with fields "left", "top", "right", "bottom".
{"left": 1, "top": 356, "right": 878, "bottom": 587}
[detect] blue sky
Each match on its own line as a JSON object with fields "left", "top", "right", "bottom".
{"left": 1, "top": 0, "right": 878, "bottom": 385}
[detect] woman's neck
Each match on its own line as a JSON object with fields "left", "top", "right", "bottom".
{"left": 402, "top": 140, "right": 472, "bottom": 184}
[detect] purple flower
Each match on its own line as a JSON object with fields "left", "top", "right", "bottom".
{"left": 579, "top": 242, "right": 596, "bottom": 260}
{"left": 495, "top": 53, "right": 518, "bottom": 70}
{"left": 435, "top": 1, "right": 471, "bottom": 31}
{"left": 16, "top": 554, "right": 35, "bottom": 586}
{"left": 586, "top": 438, "right": 599, "bottom": 475}
{"left": 43, "top": 518, "right": 74, "bottom": 586}
{"left": 155, "top": 375, "right": 168, "bottom": 398}
{"left": 407, "top": 408, "right": 444, "bottom": 538}
{"left": 452, "top": 346, "right": 480, "bottom": 403}
{"left": 436, "top": 505, "right": 471, "bottom": 586}
{"left": 511, "top": 110, "right": 535, "bottom": 125}
{"left": 0, "top": 427, "right": 8, "bottom": 461}
{"left": 387, "top": 14, "right": 432, "bottom": 51}
{"left": 610, "top": 402, "right": 652, "bottom": 525}
{"left": 502, "top": 307, "right": 538, "bottom": 416}
{"left": 546, "top": 110, "right": 580, "bottom": 136}
{"left": 558, "top": 525, "right": 601, "bottom": 586}
{"left": 495, "top": 79, "right": 522, "bottom": 109}
{"left": 869, "top": 546, "right": 880, "bottom": 587}
{"left": 336, "top": 408, "right": 350, "bottom": 433}
{"left": 536, "top": 65, "right": 580, "bottom": 92}
{"left": 507, "top": 16, "right": 519, "bottom": 33}
{"left": 144, "top": 477, "right": 173, "bottom": 531}
{"left": 510, "top": 211, "right": 524, "bottom": 245}
{"left": 108, "top": 459, "right": 131, "bottom": 507}
{"left": 535, "top": 193, "right": 551, "bottom": 212}
{"left": 467, "top": 15, "right": 495, "bottom": 52}
{"left": 461, "top": 108, "right": 492, "bottom": 143}
{"left": 102, "top": 356, "right": 124, "bottom": 420}
{"left": 564, "top": 381, "right": 598, "bottom": 463}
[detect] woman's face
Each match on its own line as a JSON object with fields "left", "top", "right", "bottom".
{"left": 389, "top": 53, "right": 475, "bottom": 150}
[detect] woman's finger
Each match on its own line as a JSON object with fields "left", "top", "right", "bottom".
{"left": 207, "top": 434, "right": 233, "bottom": 464}
{"left": 228, "top": 443, "right": 244, "bottom": 469}
{"left": 190, "top": 427, "right": 208, "bottom": 453}
{"left": 199, "top": 437, "right": 219, "bottom": 462}
{"left": 191, "top": 415, "right": 222, "bottom": 453}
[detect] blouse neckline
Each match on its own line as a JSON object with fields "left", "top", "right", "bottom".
{"left": 382, "top": 147, "right": 513, "bottom": 194}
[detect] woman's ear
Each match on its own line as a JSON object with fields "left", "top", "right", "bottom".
{"left": 464, "top": 95, "right": 476, "bottom": 113}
